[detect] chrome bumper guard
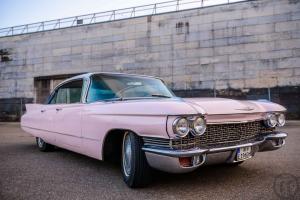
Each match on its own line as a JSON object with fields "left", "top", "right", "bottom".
{"left": 142, "top": 132, "right": 287, "bottom": 173}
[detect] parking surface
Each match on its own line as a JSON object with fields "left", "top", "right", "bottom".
{"left": 0, "top": 122, "right": 299, "bottom": 200}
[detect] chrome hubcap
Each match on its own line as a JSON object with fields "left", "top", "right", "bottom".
{"left": 122, "top": 132, "right": 132, "bottom": 177}
{"left": 38, "top": 138, "right": 44, "bottom": 148}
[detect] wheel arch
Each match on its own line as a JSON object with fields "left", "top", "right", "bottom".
{"left": 102, "top": 128, "right": 141, "bottom": 161}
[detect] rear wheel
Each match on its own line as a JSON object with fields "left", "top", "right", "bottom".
{"left": 121, "top": 131, "right": 152, "bottom": 188}
{"left": 36, "top": 137, "right": 54, "bottom": 152}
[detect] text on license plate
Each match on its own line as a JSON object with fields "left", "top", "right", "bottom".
{"left": 237, "top": 146, "right": 252, "bottom": 161}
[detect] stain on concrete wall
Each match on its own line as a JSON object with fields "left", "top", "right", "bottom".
{"left": 0, "top": 49, "right": 12, "bottom": 62}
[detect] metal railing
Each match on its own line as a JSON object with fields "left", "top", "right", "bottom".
{"left": 0, "top": 0, "right": 248, "bottom": 38}
{"left": 0, "top": 99, "right": 29, "bottom": 122}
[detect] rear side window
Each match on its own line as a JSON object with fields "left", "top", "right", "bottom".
{"left": 49, "top": 79, "right": 83, "bottom": 104}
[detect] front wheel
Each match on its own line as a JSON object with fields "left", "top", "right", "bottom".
{"left": 121, "top": 131, "right": 152, "bottom": 188}
{"left": 36, "top": 137, "right": 54, "bottom": 152}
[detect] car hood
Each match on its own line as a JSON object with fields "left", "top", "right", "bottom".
{"left": 86, "top": 97, "right": 286, "bottom": 116}
{"left": 184, "top": 98, "right": 286, "bottom": 115}
{"left": 86, "top": 98, "right": 205, "bottom": 116}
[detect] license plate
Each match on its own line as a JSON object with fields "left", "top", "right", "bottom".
{"left": 237, "top": 146, "right": 252, "bottom": 161}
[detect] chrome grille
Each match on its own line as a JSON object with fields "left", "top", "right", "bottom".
{"left": 143, "top": 121, "right": 274, "bottom": 150}
{"left": 172, "top": 121, "right": 274, "bottom": 149}
{"left": 143, "top": 137, "right": 171, "bottom": 149}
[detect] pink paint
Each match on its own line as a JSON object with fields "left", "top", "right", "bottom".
{"left": 20, "top": 73, "right": 286, "bottom": 161}
{"left": 21, "top": 97, "right": 286, "bottom": 160}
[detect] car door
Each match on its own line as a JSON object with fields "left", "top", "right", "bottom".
{"left": 49, "top": 79, "right": 85, "bottom": 152}
{"left": 23, "top": 103, "right": 57, "bottom": 144}
{"left": 37, "top": 103, "right": 57, "bottom": 143}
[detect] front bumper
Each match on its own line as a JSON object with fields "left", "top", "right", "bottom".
{"left": 142, "top": 131, "right": 287, "bottom": 173}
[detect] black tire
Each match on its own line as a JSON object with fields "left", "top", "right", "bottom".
{"left": 121, "top": 131, "right": 152, "bottom": 188}
{"left": 36, "top": 137, "right": 54, "bottom": 152}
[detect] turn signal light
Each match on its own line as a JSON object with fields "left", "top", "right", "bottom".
{"left": 179, "top": 157, "right": 192, "bottom": 167}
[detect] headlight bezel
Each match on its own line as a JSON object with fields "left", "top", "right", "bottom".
{"left": 264, "top": 113, "right": 277, "bottom": 128}
{"left": 264, "top": 112, "right": 286, "bottom": 128}
{"left": 277, "top": 113, "right": 286, "bottom": 127}
{"left": 172, "top": 117, "right": 190, "bottom": 138}
{"left": 191, "top": 116, "right": 207, "bottom": 136}
{"left": 172, "top": 115, "right": 206, "bottom": 138}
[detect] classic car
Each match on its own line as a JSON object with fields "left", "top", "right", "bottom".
{"left": 21, "top": 72, "right": 287, "bottom": 188}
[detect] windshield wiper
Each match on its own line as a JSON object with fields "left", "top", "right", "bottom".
{"left": 151, "top": 94, "right": 172, "bottom": 98}
{"left": 101, "top": 97, "right": 123, "bottom": 102}
{"left": 95, "top": 95, "right": 171, "bottom": 103}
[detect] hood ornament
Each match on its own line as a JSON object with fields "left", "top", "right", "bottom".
{"left": 235, "top": 107, "right": 255, "bottom": 111}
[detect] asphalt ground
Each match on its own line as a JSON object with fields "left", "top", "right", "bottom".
{"left": 0, "top": 122, "right": 299, "bottom": 200}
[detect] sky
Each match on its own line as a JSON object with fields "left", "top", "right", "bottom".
{"left": 0, "top": 0, "right": 238, "bottom": 28}
{"left": 0, "top": 0, "right": 172, "bottom": 28}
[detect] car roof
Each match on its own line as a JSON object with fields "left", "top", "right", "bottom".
{"left": 56, "top": 72, "right": 161, "bottom": 88}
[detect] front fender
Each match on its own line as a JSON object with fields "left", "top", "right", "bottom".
{"left": 81, "top": 113, "right": 169, "bottom": 160}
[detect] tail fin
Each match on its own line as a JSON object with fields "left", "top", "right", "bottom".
{"left": 25, "top": 104, "right": 44, "bottom": 113}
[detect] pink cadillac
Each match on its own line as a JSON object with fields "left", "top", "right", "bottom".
{"left": 21, "top": 72, "right": 287, "bottom": 188}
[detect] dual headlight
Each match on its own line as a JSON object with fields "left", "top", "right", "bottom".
{"left": 264, "top": 113, "right": 285, "bottom": 128}
{"left": 173, "top": 116, "right": 206, "bottom": 138}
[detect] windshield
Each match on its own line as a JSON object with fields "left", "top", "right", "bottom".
{"left": 86, "top": 74, "right": 175, "bottom": 102}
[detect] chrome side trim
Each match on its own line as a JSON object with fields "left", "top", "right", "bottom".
{"left": 142, "top": 147, "right": 208, "bottom": 157}
{"left": 207, "top": 140, "right": 264, "bottom": 153}
{"left": 83, "top": 76, "right": 91, "bottom": 103}
{"left": 21, "top": 125, "right": 99, "bottom": 141}
{"left": 206, "top": 119, "right": 262, "bottom": 124}
{"left": 264, "top": 132, "right": 287, "bottom": 140}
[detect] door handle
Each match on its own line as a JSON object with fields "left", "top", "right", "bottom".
{"left": 41, "top": 109, "right": 46, "bottom": 113}
{"left": 56, "top": 108, "right": 62, "bottom": 111}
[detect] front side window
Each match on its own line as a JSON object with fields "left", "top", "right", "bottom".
{"left": 87, "top": 74, "right": 174, "bottom": 103}
{"left": 49, "top": 79, "right": 83, "bottom": 104}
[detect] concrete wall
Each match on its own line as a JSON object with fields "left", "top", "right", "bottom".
{"left": 0, "top": 0, "right": 300, "bottom": 119}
